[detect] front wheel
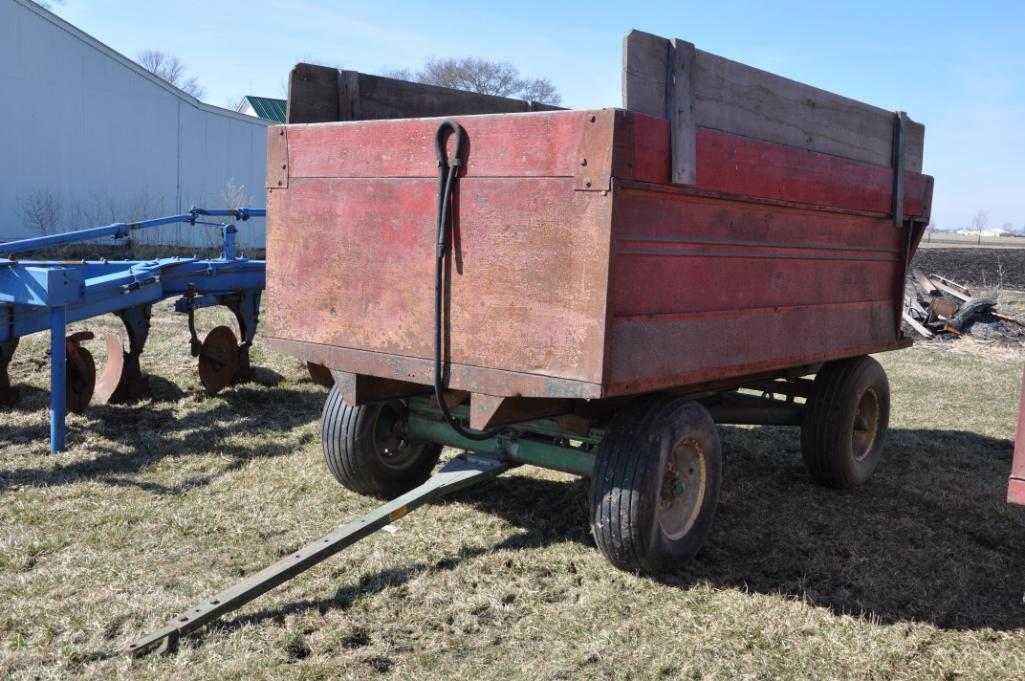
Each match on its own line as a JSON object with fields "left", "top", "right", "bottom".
{"left": 321, "top": 386, "right": 442, "bottom": 499}
{"left": 590, "top": 397, "right": 722, "bottom": 573}
{"left": 800, "top": 355, "right": 890, "bottom": 489}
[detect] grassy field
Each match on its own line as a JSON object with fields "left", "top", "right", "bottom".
{"left": 919, "top": 233, "right": 1025, "bottom": 250}
{"left": 1, "top": 301, "right": 1024, "bottom": 680}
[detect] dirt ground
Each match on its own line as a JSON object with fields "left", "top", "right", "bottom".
{"left": 912, "top": 246, "right": 1025, "bottom": 290}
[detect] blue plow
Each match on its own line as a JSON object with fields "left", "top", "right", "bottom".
{"left": 0, "top": 208, "right": 266, "bottom": 452}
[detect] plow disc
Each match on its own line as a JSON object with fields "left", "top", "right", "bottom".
{"left": 198, "top": 325, "right": 241, "bottom": 394}
{"left": 93, "top": 333, "right": 126, "bottom": 405}
{"left": 65, "top": 332, "right": 96, "bottom": 413}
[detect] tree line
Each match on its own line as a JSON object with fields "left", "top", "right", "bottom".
{"left": 135, "top": 51, "right": 561, "bottom": 108}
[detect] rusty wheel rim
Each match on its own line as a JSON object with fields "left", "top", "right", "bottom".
{"left": 851, "top": 387, "right": 881, "bottom": 461}
{"left": 657, "top": 436, "right": 707, "bottom": 541}
{"left": 371, "top": 403, "right": 424, "bottom": 471}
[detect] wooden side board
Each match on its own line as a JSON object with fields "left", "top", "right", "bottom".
{"left": 264, "top": 108, "right": 931, "bottom": 401}
{"left": 623, "top": 29, "right": 925, "bottom": 180}
{"left": 286, "top": 63, "right": 563, "bottom": 124}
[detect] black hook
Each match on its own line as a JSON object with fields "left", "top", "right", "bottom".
{"left": 435, "top": 119, "right": 465, "bottom": 170}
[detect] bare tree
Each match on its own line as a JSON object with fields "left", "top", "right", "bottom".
{"left": 137, "top": 50, "right": 205, "bottom": 100}
{"left": 382, "top": 57, "right": 562, "bottom": 105}
{"left": 419, "top": 57, "right": 520, "bottom": 96}
{"left": 221, "top": 178, "right": 251, "bottom": 211}
{"left": 380, "top": 66, "right": 413, "bottom": 81}
{"left": 971, "top": 209, "right": 989, "bottom": 245}
{"left": 18, "top": 190, "right": 62, "bottom": 236}
{"left": 520, "top": 76, "right": 560, "bottom": 105}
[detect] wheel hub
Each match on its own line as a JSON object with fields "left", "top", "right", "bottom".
{"left": 657, "top": 436, "right": 707, "bottom": 541}
{"left": 371, "top": 403, "right": 423, "bottom": 471}
{"left": 851, "top": 388, "right": 880, "bottom": 461}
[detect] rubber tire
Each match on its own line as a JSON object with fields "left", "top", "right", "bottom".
{"left": 321, "top": 386, "right": 442, "bottom": 499}
{"left": 590, "top": 397, "right": 722, "bottom": 573}
{"left": 800, "top": 356, "right": 890, "bottom": 489}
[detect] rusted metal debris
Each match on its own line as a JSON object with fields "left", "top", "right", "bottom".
{"left": 904, "top": 269, "right": 1024, "bottom": 341}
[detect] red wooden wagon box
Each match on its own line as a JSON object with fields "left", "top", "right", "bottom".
{"left": 264, "top": 30, "right": 933, "bottom": 571}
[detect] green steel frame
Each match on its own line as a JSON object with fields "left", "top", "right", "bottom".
{"left": 403, "top": 397, "right": 601, "bottom": 477}
{"left": 126, "top": 399, "right": 605, "bottom": 656}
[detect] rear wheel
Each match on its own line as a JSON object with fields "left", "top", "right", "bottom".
{"left": 321, "top": 386, "right": 442, "bottom": 499}
{"left": 801, "top": 355, "right": 890, "bottom": 488}
{"left": 590, "top": 397, "right": 722, "bottom": 573}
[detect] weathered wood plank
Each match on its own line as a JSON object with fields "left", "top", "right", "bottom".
{"left": 911, "top": 269, "right": 939, "bottom": 295}
{"left": 668, "top": 39, "right": 697, "bottom": 184}
{"left": 284, "top": 110, "right": 590, "bottom": 179}
{"left": 902, "top": 310, "right": 934, "bottom": 338}
{"left": 623, "top": 30, "right": 925, "bottom": 173}
{"left": 286, "top": 63, "right": 340, "bottom": 124}
{"left": 620, "top": 119, "right": 931, "bottom": 218}
{"left": 622, "top": 29, "right": 669, "bottom": 118}
{"left": 353, "top": 72, "right": 562, "bottom": 120}
{"left": 693, "top": 48, "right": 924, "bottom": 172}
{"left": 287, "top": 62, "right": 562, "bottom": 124}
{"left": 931, "top": 278, "right": 971, "bottom": 302}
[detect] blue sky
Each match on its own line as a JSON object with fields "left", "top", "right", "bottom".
{"left": 54, "top": 0, "right": 1025, "bottom": 231}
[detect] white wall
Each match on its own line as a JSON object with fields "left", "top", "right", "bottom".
{"left": 0, "top": 0, "right": 269, "bottom": 248}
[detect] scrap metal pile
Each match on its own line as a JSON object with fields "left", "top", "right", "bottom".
{"left": 903, "top": 269, "right": 1025, "bottom": 342}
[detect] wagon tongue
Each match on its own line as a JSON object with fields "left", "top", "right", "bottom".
{"left": 125, "top": 453, "right": 509, "bottom": 657}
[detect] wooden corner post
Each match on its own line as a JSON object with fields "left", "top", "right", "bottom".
{"left": 622, "top": 30, "right": 698, "bottom": 185}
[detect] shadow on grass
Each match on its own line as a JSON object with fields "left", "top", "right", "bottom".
{"left": 206, "top": 426, "right": 1025, "bottom": 634}
{"left": 111, "top": 424, "right": 1025, "bottom": 660}
{"left": 0, "top": 385, "right": 322, "bottom": 494}
{"left": 670, "top": 426, "right": 1025, "bottom": 632}
{"left": 188, "top": 528, "right": 556, "bottom": 654}
{"left": 469, "top": 426, "right": 1025, "bottom": 632}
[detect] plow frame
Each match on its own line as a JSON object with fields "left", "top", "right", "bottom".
{"left": 0, "top": 208, "right": 266, "bottom": 451}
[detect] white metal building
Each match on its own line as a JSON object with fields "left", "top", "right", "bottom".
{"left": 0, "top": 0, "right": 269, "bottom": 247}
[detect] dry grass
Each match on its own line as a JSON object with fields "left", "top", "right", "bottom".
{"left": 2, "top": 301, "right": 1025, "bottom": 679}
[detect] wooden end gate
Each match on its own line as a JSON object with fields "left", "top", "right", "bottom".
{"left": 128, "top": 30, "right": 935, "bottom": 655}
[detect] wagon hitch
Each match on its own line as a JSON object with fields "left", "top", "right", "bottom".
{"left": 125, "top": 452, "right": 510, "bottom": 657}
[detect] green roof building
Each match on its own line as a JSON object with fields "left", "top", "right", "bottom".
{"left": 236, "top": 96, "right": 287, "bottom": 123}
